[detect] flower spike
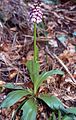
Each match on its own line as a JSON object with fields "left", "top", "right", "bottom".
{"left": 29, "top": 2, "right": 43, "bottom": 24}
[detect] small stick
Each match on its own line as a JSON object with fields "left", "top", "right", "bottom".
{"left": 0, "top": 81, "right": 24, "bottom": 87}
{"left": 45, "top": 46, "right": 76, "bottom": 83}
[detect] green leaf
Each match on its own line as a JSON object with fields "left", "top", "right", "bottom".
{"left": 34, "top": 70, "right": 64, "bottom": 93}
{"left": 4, "top": 83, "right": 15, "bottom": 88}
{"left": 1, "top": 89, "right": 31, "bottom": 108}
{"left": 66, "top": 107, "right": 76, "bottom": 115}
{"left": 21, "top": 99, "right": 37, "bottom": 120}
{"left": 48, "top": 112, "right": 56, "bottom": 120}
{"left": 58, "top": 110, "right": 61, "bottom": 120}
{"left": 26, "top": 60, "right": 40, "bottom": 83}
{"left": 12, "top": 100, "right": 26, "bottom": 120}
{"left": 4, "top": 83, "right": 23, "bottom": 89}
{"left": 62, "top": 115, "right": 76, "bottom": 120}
{"left": 51, "top": 112, "right": 56, "bottom": 120}
{"left": 39, "top": 94, "right": 65, "bottom": 111}
{"left": 39, "top": 69, "right": 64, "bottom": 83}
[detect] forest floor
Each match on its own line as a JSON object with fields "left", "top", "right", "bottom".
{"left": 0, "top": 0, "right": 76, "bottom": 120}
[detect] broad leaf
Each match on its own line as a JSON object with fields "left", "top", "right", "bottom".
{"left": 1, "top": 89, "right": 31, "bottom": 108}
{"left": 21, "top": 99, "right": 37, "bottom": 120}
{"left": 34, "top": 70, "right": 64, "bottom": 93}
{"left": 62, "top": 115, "right": 76, "bottom": 120}
{"left": 39, "top": 94, "right": 65, "bottom": 111}
{"left": 4, "top": 83, "right": 15, "bottom": 88}
{"left": 26, "top": 60, "right": 40, "bottom": 83}
{"left": 4, "top": 83, "right": 23, "bottom": 89}
{"left": 66, "top": 107, "right": 76, "bottom": 115}
{"left": 12, "top": 100, "right": 26, "bottom": 120}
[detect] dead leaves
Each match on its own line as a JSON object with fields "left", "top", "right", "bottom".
{"left": 0, "top": 1, "right": 76, "bottom": 120}
{"left": 59, "top": 50, "right": 76, "bottom": 63}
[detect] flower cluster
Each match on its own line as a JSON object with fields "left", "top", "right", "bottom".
{"left": 29, "top": 3, "right": 43, "bottom": 24}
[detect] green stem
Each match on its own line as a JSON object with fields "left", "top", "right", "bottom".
{"left": 58, "top": 110, "right": 61, "bottom": 120}
{"left": 34, "top": 22, "right": 37, "bottom": 62}
{"left": 33, "top": 22, "right": 37, "bottom": 95}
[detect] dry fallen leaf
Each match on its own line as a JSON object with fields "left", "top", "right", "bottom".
{"left": 0, "top": 81, "right": 5, "bottom": 87}
{"left": 9, "top": 69, "right": 17, "bottom": 80}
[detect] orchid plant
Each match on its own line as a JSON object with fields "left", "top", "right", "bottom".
{"left": 1, "top": 1, "right": 76, "bottom": 120}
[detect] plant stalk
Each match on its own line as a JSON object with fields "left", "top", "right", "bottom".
{"left": 34, "top": 22, "right": 37, "bottom": 62}
{"left": 33, "top": 22, "right": 37, "bottom": 95}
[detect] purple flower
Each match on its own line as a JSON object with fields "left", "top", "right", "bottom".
{"left": 29, "top": 3, "right": 43, "bottom": 24}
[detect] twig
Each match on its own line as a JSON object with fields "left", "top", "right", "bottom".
{"left": 0, "top": 81, "right": 24, "bottom": 87}
{"left": 65, "top": 16, "right": 76, "bottom": 22}
{"left": 45, "top": 46, "right": 76, "bottom": 83}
